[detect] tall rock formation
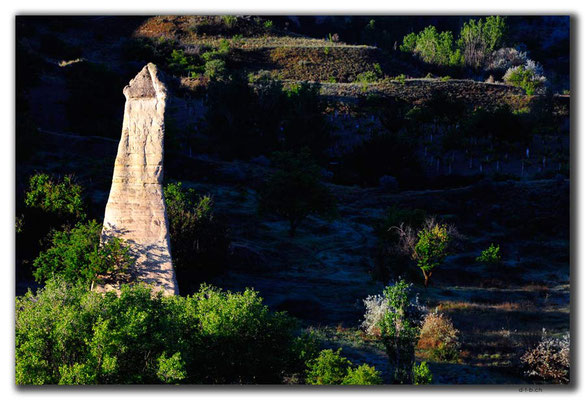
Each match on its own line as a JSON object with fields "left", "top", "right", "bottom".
{"left": 99, "top": 63, "right": 179, "bottom": 296}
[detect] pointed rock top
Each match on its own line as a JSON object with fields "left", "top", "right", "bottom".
{"left": 123, "top": 63, "right": 167, "bottom": 100}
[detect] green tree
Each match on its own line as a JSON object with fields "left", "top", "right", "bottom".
{"left": 306, "top": 349, "right": 351, "bottom": 385}
{"left": 400, "top": 26, "right": 462, "bottom": 67}
{"left": 458, "top": 16, "right": 506, "bottom": 68}
{"left": 342, "top": 364, "right": 383, "bottom": 385}
{"left": 32, "top": 220, "right": 134, "bottom": 288}
{"left": 25, "top": 173, "right": 85, "bottom": 221}
{"left": 378, "top": 279, "right": 425, "bottom": 383}
{"left": 413, "top": 361, "right": 433, "bottom": 384}
{"left": 413, "top": 222, "right": 452, "bottom": 288}
{"left": 164, "top": 182, "right": 229, "bottom": 289}
{"left": 167, "top": 49, "right": 202, "bottom": 77}
{"left": 258, "top": 150, "right": 337, "bottom": 236}
{"left": 16, "top": 280, "right": 306, "bottom": 384}
{"left": 204, "top": 59, "right": 227, "bottom": 79}
{"left": 503, "top": 65, "right": 545, "bottom": 95}
{"left": 476, "top": 243, "right": 502, "bottom": 264}
{"left": 305, "top": 349, "right": 382, "bottom": 385}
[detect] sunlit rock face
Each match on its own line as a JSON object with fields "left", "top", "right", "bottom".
{"left": 99, "top": 63, "right": 179, "bottom": 296}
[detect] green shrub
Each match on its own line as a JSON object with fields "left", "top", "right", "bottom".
{"left": 413, "top": 361, "right": 433, "bottom": 384}
{"left": 204, "top": 59, "right": 227, "bottom": 79}
{"left": 392, "top": 74, "right": 406, "bottom": 84}
{"left": 379, "top": 279, "right": 425, "bottom": 383}
{"left": 305, "top": 349, "right": 351, "bottom": 385}
{"left": 263, "top": 20, "right": 273, "bottom": 30}
{"left": 305, "top": 349, "right": 382, "bottom": 385}
{"left": 15, "top": 280, "right": 303, "bottom": 384}
{"left": 32, "top": 220, "right": 134, "bottom": 287}
{"left": 503, "top": 65, "right": 546, "bottom": 95}
{"left": 418, "top": 312, "right": 460, "bottom": 362}
{"left": 476, "top": 243, "right": 502, "bottom": 264}
{"left": 157, "top": 352, "right": 187, "bottom": 384}
{"left": 167, "top": 49, "right": 202, "bottom": 77}
{"left": 221, "top": 15, "right": 237, "bottom": 28}
{"left": 342, "top": 364, "right": 383, "bottom": 385}
{"left": 414, "top": 222, "right": 451, "bottom": 287}
{"left": 399, "top": 32, "right": 417, "bottom": 53}
{"left": 400, "top": 26, "right": 462, "bottom": 67}
{"left": 458, "top": 16, "right": 506, "bottom": 68}
{"left": 25, "top": 173, "right": 85, "bottom": 220}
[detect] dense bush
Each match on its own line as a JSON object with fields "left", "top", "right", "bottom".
{"left": 521, "top": 330, "right": 570, "bottom": 384}
{"left": 342, "top": 364, "right": 384, "bottom": 385}
{"left": 417, "top": 312, "right": 460, "bottom": 362}
{"left": 204, "top": 59, "right": 227, "bottom": 79}
{"left": 16, "top": 280, "right": 305, "bottom": 384}
{"left": 413, "top": 222, "right": 452, "bottom": 288}
{"left": 413, "top": 361, "right": 433, "bottom": 384}
{"left": 378, "top": 279, "right": 426, "bottom": 383}
{"left": 17, "top": 173, "right": 88, "bottom": 279}
{"left": 305, "top": 349, "right": 382, "bottom": 385}
{"left": 458, "top": 16, "right": 506, "bottom": 68}
{"left": 258, "top": 150, "right": 337, "bottom": 236}
{"left": 400, "top": 26, "right": 462, "bottom": 67}
{"left": 32, "top": 220, "right": 134, "bottom": 288}
{"left": 400, "top": 16, "right": 507, "bottom": 72}
{"left": 164, "top": 182, "right": 229, "bottom": 290}
{"left": 486, "top": 47, "right": 528, "bottom": 73}
{"left": 394, "top": 217, "right": 460, "bottom": 287}
{"left": 361, "top": 294, "right": 390, "bottom": 337}
{"left": 167, "top": 49, "right": 202, "bottom": 77}
{"left": 25, "top": 173, "right": 85, "bottom": 221}
{"left": 476, "top": 243, "right": 502, "bottom": 265}
{"left": 503, "top": 62, "right": 547, "bottom": 95}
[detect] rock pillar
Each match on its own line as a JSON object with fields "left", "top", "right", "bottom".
{"left": 100, "top": 63, "right": 178, "bottom": 296}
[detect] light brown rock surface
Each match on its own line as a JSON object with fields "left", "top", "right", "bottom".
{"left": 99, "top": 63, "right": 179, "bottom": 296}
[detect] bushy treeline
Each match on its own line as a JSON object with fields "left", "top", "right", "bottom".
{"left": 16, "top": 278, "right": 385, "bottom": 385}
{"left": 16, "top": 279, "right": 308, "bottom": 384}
{"left": 399, "top": 16, "right": 547, "bottom": 94}
{"left": 400, "top": 16, "right": 506, "bottom": 68}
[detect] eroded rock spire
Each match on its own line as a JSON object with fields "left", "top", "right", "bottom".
{"left": 99, "top": 63, "right": 179, "bottom": 296}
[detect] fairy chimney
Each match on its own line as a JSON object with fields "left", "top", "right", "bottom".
{"left": 99, "top": 63, "right": 179, "bottom": 296}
